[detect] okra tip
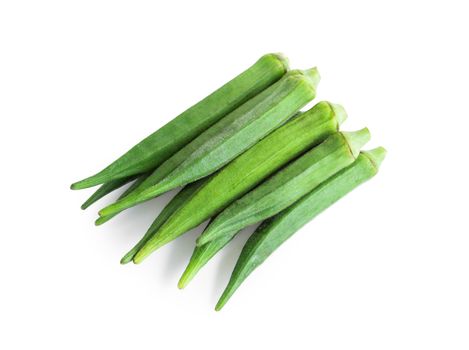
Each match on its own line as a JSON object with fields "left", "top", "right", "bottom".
{"left": 178, "top": 264, "right": 195, "bottom": 289}
{"left": 195, "top": 235, "right": 208, "bottom": 247}
{"left": 120, "top": 253, "right": 133, "bottom": 265}
{"left": 178, "top": 259, "right": 204, "bottom": 289}
{"left": 177, "top": 275, "right": 189, "bottom": 290}
{"left": 70, "top": 176, "right": 104, "bottom": 190}
{"left": 70, "top": 182, "right": 81, "bottom": 190}
{"left": 342, "top": 127, "right": 371, "bottom": 158}
{"left": 362, "top": 146, "right": 387, "bottom": 170}
{"left": 98, "top": 198, "right": 129, "bottom": 217}
{"left": 215, "top": 295, "right": 229, "bottom": 312}
{"left": 94, "top": 216, "right": 110, "bottom": 226}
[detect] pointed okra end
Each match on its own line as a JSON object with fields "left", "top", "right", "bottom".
{"left": 177, "top": 250, "right": 211, "bottom": 289}
{"left": 195, "top": 234, "right": 210, "bottom": 247}
{"left": 215, "top": 288, "right": 233, "bottom": 311}
{"left": 70, "top": 176, "right": 104, "bottom": 190}
{"left": 120, "top": 243, "right": 142, "bottom": 264}
{"left": 328, "top": 102, "right": 347, "bottom": 127}
{"left": 98, "top": 194, "right": 134, "bottom": 217}
{"left": 80, "top": 201, "right": 91, "bottom": 210}
{"left": 214, "top": 301, "right": 224, "bottom": 312}
{"left": 120, "top": 252, "right": 134, "bottom": 265}
{"left": 70, "top": 182, "right": 82, "bottom": 190}
{"left": 362, "top": 147, "right": 387, "bottom": 170}
{"left": 178, "top": 266, "right": 196, "bottom": 290}
{"left": 342, "top": 127, "right": 371, "bottom": 158}
{"left": 95, "top": 215, "right": 113, "bottom": 226}
{"left": 132, "top": 237, "right": 166, "bottom": 264}
{"left": 98, "top": 204, "right": 119, "bottom": 218}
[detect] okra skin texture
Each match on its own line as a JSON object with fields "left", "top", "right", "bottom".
{"left": 99, "top": 68, "right": 320, "bottom": 218}
{"left": 71, "top": 53, "right": 289, "bottom": 190}
{"left": 132, "top": 101, "right": 345, "bottom": 263}
{"left": 120, "top": 179, "right": 206, "bottom": 264}
{"left": 215, "top": 147, "right": 386, "bottom": 310}
{"left": 196, "top": 129, "right": 371, "bottom": 246}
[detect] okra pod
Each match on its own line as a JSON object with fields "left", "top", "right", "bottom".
{"left": 81, "top": 176, "right": 138, "bottom": 210}
{"left": 120, "top": 180, "right": 205, "bottom": 264}
{"left": 99, "top": 68, "right": 320, "bottom": 218}
{"left": 94, "top": 172, "right": 151, "bottom": 225}
{"left": 178, "top": 130, "right": 372, "bottom": 286}
{"left": 71, "top": 53, "right": 289, "bottom": 190}
{"left": 132, "top": 101, "right": 346, "bottom": 263}
{"left": 215, "top": 147, "right": 386, "bottom": 310}
{"left": 178, "top": 221, "right": 233, "bottom": 289}
{"left": 196, "top": 129, "right": 371, "bottom": 246}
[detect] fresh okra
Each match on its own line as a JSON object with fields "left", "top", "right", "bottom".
{"left": 131, "top": 101, "right": 346, "bottom": 264}
{"left": 178, "top": 130, "right": 372, "bottom": 286}
{"left": 178, "top": 219, "right": 232, "bottom": 289}
{"left": 71, "top": 53, "right": 289, "bottom": 190}
{"left": 81, "top": 176, "right": 138, "bottom": 210}
{"left": 120, "top": 180, "right": 206, "bottom": 264}
{"left": 196, "top": 129, "right": 371, "bottom": 247}
{"left": 94, "top": 172, "right": 151, "bottom": 225}
{"left": 99, "top": 68, "right": 321, "bottom": 219}
{"left": 215, "top": 147, "right": 386, "bottom": 310}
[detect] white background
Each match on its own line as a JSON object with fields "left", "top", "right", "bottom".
{"left": 1, "top": 1, "right": 468, "bottom": 349}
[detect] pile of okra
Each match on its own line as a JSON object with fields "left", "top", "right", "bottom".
{"left": 72, "top": 53, "right": 386, "bottom": 310}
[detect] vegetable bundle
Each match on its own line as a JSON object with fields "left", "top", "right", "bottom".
{"left": 72, "top": 53, "right": 386, "bottom": 310}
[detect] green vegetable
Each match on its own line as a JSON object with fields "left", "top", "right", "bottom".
{"left": 99, "top": 68, "right": 320, "bottom": 218}
{"left": 80, "top": 176, "right": 138, "bottom": 210}
{"left": 70, "top": 53, "right": 289, "bottom": 190}
{"left": 196, "top": 129, "right": 371, "bottom": 247}
{"left": 178, "top": 130, "right": 372, "bottom": 287}
{"left": 215, "top": 147, "right": 386, "bottom": 310}
{"left": 120, "top": 179, "right": 206, "bottom": 264}
{"left": 132, "top": 101, "right": 346, "bottom": 264}
{"left": 178, "top": 219, "right": 233, "bottom": 289}
{"left": 94, "top": 172, "right": 151, "bottom": 225}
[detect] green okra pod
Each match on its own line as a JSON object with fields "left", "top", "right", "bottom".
{"left": 94, "top": 172, "right": 151, "bottom": 225}
{"left": 120, "top": 179, "right": 206, "bottom": 264}
{"left": 178, "top": 130, "right": 372, "bottom": 287}
{"left": 178, "top": 221, "right": 233, "bottom": 289}
{"left": 71, "top": 53, "right": 289, "bottom": 190}
{"left": 132, "top": 101, "right": 346, "bottom": 263}
{"left": 215, "top": 147, "right": 386, "bottom": 310}
{"left": 196, "top": 128, "right": 371, "bottom": 247}
{"left": 99, "top": 68, "right": 320, "bottom": 218}
{"left": 81, "top": 175, "right": 138, "bottom": 210}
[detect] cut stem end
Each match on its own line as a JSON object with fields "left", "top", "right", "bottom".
{"left": 342, "top": 128, "right": 371, "bottom": 158}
